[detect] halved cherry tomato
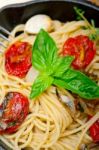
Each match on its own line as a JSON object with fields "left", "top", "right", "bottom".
{"left": 0, "top": 92, "right": 29, "bottom": 134}
{"left": 5, "top": 41, "right": 32, "bottom": 78}
{"left": 88, "top": 116, "right": 99, "bottom": 143}
{"left": 62, "top": 35, "right": 96, "bottom": 69}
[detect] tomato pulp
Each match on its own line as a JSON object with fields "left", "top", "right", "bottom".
{"left": 62, "top": 35, "right": 96, "bottom": 69}
{"left": 5, "top": 41, "right": 32, "bottom": 78}
{"left": 0, "top": 92, "right": 29, "bottom": 134}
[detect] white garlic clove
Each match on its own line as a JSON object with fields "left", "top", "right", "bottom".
{"left": 25, "top": 67, "right": 39, "bottom": 83}
{"left": 25, "top": 14, "right": 53, "bottom": 34}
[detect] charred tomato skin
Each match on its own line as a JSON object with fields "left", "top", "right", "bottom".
{"left": 0, "top": 92, "right": 29, "bottom": 134}
{"left": 62, "top": 35, "right": 96, "bottom": 69}
{"left": 5, "top": 41, "right": 32, "bottom": 78}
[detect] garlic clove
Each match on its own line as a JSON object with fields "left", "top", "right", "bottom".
{"left": 25, "top": 14, "right": 53, "bottom": 34}
{"left": 25, "top": 67, "right": 39, "bottom": 83}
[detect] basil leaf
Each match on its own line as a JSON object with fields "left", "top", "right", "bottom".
{"left": 54, "top": 68, "right": 99, "bottom": 100}
{"left": 32, "top": 29, "right": 58, "bottom": 74}
{"left": 30, "top": 75, "right": 53, "bottom": 99}
{"left": 53, "top": 56, "right": 74, "bottom": 77}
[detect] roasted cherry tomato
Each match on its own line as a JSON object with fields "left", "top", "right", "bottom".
{"left": 62, "top": 35, "right": 96, "bottom": 69}
{"left": 5, "top": 41, "right": 32, "bottom": 78}
{"left": 89, "top": 116, "right": 99, "bottom": 143}
{"left": 0, "top": 92, "right": 29, "bottom": 134}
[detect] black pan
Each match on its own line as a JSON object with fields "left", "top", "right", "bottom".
{"left": 0, "top": 0, "right": 99, "bottom": 31}
{"left": 0, "top": 0, "right": 99, "bottom": 149}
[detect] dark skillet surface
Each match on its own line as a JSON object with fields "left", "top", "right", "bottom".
{"left": 0, "top": 0, "right": 99, "bottom": 150}
{"left": 0, "top": 0, "right": 99, "bottom": 31}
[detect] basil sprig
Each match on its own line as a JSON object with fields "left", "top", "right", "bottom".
{"left": 30, "top": 29, "right": 99, "bottom": 100}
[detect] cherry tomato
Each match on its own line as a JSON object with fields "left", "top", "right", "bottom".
{"left": 5, "top": 41, "right": 32, "bottom": 78}
{"left": 62, "top": 35, "right": 96, "bottom": 69}
{"left": 88, "top": 116, "right": 99, "bottom": 143}
{"left": 0, "top": 92, "right": 29, "bottom": 134}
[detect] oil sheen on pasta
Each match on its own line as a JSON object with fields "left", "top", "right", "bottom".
{"left": 0, "top": 19, "right": 99, "bottom": 150}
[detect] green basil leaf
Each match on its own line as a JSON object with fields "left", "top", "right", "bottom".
{"left": 32, "top": 29, "right": 58, "bottom": 74}
{"left": 30, "top": 75, "right": 53, "bottom": 99}
{"left": 53, "top": 68, "right": 99, "bottom": 100}
{"left": 53, "top": 56, "right": 74, "bottom": 77}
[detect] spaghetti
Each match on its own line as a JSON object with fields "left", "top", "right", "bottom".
{"left": 0, "top": 18, "right": 99, "bottom": 150}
